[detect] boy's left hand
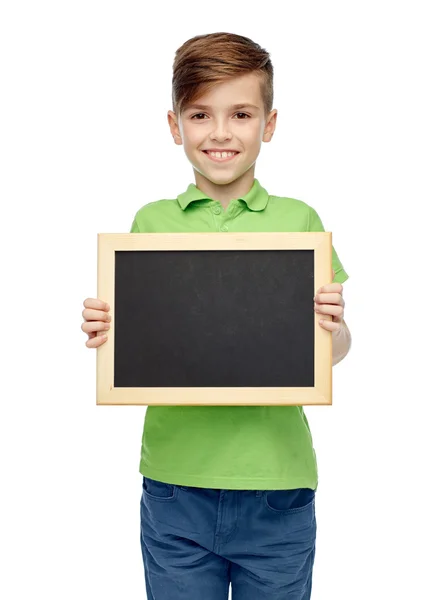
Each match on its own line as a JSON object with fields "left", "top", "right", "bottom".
{"left": 314, "top": 269, "right": 345, "bottom": 333}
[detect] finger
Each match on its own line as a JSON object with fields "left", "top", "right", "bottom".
{"left": 83, "top": 298, "right": 110, "bottom": 311}
{"left": 85, "top": 334, "right": 108, "bottom": 348}
{"left": 81, "top": 320, "right": 111, "bottom": 334}
{"left": 315, "top": 292, "right": 345, "bottom": 307}
{"left": 316, "top": 283, "right": 343, "bottom": 295}
{"left": 314, "top": 303, "right": 344, "bottom": 320}
{"left": 82, "top": 308, "right": 112, "bottom": 322}
{"left": 318, "top": 318, "right": 341, "bottom": 332}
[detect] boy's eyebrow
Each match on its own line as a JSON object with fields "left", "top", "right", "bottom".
{"left": 184, "top": 103, "right": 261, "bottom": 112}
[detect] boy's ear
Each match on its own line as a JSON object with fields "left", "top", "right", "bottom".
{"left": 262, "top": 109, "right": 278, "bottom": 143}
{"left": 167, "top": 110, "right": 182, "bottom": 145}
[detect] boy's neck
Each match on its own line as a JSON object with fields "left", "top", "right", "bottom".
{"left": 193, "top": 167, "right": 256, "bottom": 210}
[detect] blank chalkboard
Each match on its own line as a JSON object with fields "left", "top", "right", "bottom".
{"left": 97, "top": 232, "right": 333, "bottom": 406}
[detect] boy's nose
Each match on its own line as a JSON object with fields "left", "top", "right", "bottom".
{"left": 210, "top": 122, "right": 232, "bottom": 141}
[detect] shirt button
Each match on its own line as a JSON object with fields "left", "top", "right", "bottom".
{"left": 213, "top": 206, "right": 222, "bottom": 215}
{"left": 220, "top": 225, "right": 229, "bottom": 232}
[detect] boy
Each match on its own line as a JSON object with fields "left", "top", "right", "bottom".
{"left": 81, "top": 32, "right": 351, "bottom": 600}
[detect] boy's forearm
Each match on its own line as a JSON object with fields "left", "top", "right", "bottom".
{"left": 332, "top": 319, "right": 352, "bottom": 366}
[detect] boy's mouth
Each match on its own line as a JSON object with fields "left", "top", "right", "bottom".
{"left": 202, "top": 150, "right": 240, "bottom": 163}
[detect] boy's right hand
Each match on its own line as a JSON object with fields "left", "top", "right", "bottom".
{"left": 81, "top": 298, "right": 111, "bottom": 348}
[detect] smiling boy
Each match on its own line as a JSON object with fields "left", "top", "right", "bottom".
{"left": 82, "top": 32, "right": 351, "bottom": 600}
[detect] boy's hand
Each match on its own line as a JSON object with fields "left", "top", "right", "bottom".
{"left": 314, "top": 269, "right": 345, "bottom": 333}
{"left": 81, "top": 298, "right": 111, "bottom": 348}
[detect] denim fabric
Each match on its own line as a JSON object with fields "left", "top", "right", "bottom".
{"left": 140, "top": 476, "right": 316, "bottom": 599}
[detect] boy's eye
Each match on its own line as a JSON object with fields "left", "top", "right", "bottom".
{"left": 190, "top": 112, "right": 250, "bottom": 120}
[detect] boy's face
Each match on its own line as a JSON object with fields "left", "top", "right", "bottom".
{"left": 168, "top": 73, "right": 277, "bottom": 192}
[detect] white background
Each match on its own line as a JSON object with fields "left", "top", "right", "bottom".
{"left": 1, "top": 1, "right": 439, "bottom": 598}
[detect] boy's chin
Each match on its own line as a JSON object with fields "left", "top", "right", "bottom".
{"left": 195, "top": 171, "right": 244, "bottom": 187}
{"left": 193, "top": 165, "right": 248, "bottom": 186}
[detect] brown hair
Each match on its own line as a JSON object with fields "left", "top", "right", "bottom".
{"left": 171, "top": 32, "right": 274, "bottom": 118}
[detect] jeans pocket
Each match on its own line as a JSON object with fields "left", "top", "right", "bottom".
{"left": 264, "top": 488, "right": 315, "bottom": 515}
{"left": 142, "top": 476, "right": 178, "bottom": 502}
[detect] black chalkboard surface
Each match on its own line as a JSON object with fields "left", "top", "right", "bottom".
{"left": 97, "top": 232, "right": 333, "bottom": 406}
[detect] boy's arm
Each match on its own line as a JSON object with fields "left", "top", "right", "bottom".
{"left": 332, "top": 319, "right": 351, "bottom": 366}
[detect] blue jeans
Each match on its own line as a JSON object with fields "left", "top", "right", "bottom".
{"left": 140, "top": 476, "right": 317, "bottom": 599}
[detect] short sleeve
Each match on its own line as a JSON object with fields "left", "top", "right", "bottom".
{"left": 308, "top": 206, "right": 349, "bottom": 284}
{"left": 130, "top": 215, "right": 140, "bottom": 233}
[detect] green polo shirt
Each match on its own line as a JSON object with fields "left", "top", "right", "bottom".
{"left": 130, "top": 178, "right": 348, "bottom": 490}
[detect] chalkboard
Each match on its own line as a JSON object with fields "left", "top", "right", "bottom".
{"left": 97, "top": 232, "right": 333, "bottom": 405}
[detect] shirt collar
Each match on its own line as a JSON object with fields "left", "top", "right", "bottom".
{"left": 177, "top": 178, "right": 269, "bottom": 211}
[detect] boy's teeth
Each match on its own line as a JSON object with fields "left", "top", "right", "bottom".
{"left": 208, "top": 151, "right": 237, "bottom": 158}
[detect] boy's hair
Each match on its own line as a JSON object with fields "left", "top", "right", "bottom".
{"left": 172, "top": 32, "right": 273, "bottom": 119}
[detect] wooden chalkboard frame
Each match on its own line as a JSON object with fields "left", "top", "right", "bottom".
{"left": 96, "top": 232, "right": 333, "bottom": 406}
